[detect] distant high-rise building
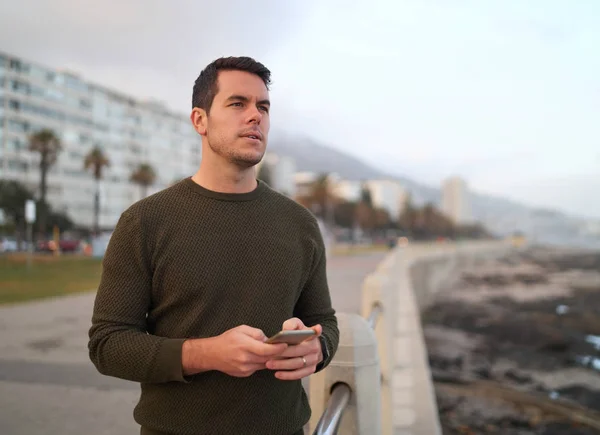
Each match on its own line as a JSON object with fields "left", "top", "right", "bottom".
{"left": 364, "top": 179, "right": 407, "bottom": 221}
{"left": 0, "top": 51, "right": 200, "bottom": 229}
{"left": 332, "top": 179, "right": 361, "bottom": 203}
{"left": 333, "top": 178, "right": 407, "bottom": 221}
{"left": 293, "top": 171, "right": 335, "bottom": 198}
{"left": 442, "top": 176, "right": 471, "bottom": 224}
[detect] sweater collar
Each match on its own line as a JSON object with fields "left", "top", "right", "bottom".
{"left": 183, "top": 177, "right": 267, "bottom": 202}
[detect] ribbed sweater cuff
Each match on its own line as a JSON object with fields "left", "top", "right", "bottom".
{"left": 152, "top": 338, "right": 188, "bottom": 383}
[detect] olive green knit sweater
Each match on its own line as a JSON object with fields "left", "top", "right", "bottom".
{"left": 88, "top": 178, "right": 339, "bottom": 435}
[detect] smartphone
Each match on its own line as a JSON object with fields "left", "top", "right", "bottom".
{"left": 265, "top": 329, "right": 316, "bottom": 345}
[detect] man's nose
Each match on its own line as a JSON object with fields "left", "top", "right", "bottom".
{"left": 247, "top": 107, "right": 262, "bottom": 124}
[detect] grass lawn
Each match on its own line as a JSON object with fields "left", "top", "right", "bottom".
{"left": 0, "top": 253, "right": 103, "bottom": 305}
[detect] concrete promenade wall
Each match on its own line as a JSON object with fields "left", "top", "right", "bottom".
{"left": 372, "top": 240, "right": 513, "bottom": 435}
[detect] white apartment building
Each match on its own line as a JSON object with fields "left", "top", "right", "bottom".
{"left": 293, "top": 171, "right": 320, "bottom": 197}
{"left": 0, "top": 51, "right": 200, "bottom": 229}
{"left": 256, "top": 152, "right": 296, "bottom": 197}
{"left": 366, "top": 179, "right": 407, "bottom": 220}
{"left": 333, "top": 179, "right": 361, "bottom": 203}
{"left": 442, "top": 176, "right": 472, "bottom": 225}
{"left": 333, "top": 178, "right": 407, "bottom": 221}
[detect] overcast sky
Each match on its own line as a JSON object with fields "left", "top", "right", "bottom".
{"left": 1, "top": 0, "right": 598, "bottom": 218}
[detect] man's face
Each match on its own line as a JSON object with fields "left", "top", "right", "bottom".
{"left": 201, "top": 70, "right": 270, "bottom": 168}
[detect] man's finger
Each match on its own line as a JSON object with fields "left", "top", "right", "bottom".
{"left": 247, "top": 340, "right": 288, "bottom": 357}
{"left": 274, "top": 339, "right": 318, "bottom": 358}
{"left": 239, "top": 325, "right": 267, "bottom": 342}
{"left": 274, "top": 366, "right": 315, "bottom": 381}
{"left": 282, "top": 317, "right": 304, "bottom": 330}
{"left": 267, "top": 353, "right": 317, "bottom": 371}
{"left": 308, "top": 324, "right": 322, "bottom": 339}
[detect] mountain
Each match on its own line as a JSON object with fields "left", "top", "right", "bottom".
{"left": 268, "top": 132, "right": 599, "bottom": 249}
{"left": 268, "top": 132, "right": 440, "bottom": 205}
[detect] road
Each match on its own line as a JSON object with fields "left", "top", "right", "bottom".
{"left": 0, "top": 251, "right": 386, "bottom": 435}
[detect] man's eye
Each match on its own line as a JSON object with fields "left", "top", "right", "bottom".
{"left": 259, "top": 106, "right": 269, "bottom": 113}
{"left": 231, "top": 102, "right": 243, "bottom": 107}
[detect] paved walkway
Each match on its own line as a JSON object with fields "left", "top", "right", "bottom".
{"left": 0, "top": 251, "right": 386, "bottom": 435}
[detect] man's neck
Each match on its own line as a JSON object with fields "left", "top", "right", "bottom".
{"left": 191, "top": 160, "right": 258, "bottom": 194}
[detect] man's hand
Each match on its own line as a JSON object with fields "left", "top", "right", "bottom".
{"left": 266, "top": 317, "right": 323, "bottom": 380}
{"left": 182, "top": 325, "right": 287, "bottom": 378}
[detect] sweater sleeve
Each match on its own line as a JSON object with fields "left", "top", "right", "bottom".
{"left": 88, "top": 210, "right": 187, "bottom": 384}
{"left": 294, "top": 221, "right": 339, "bottom": 372}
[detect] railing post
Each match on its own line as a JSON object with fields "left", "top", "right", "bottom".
{"left": 361, "top": 271, "right": 395, "bottom": 435}
{"left": 308, "top": 313, "right": 381, "bottom": 435}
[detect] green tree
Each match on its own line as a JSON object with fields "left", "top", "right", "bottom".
{"left": 45, "top": 208, "right": 74, "bottom": 232}
{"left": 0, "top": 180, "right": 73, "bottom": 244}
{"left": 130, "top": 163, "right": 157, "bottom": 199}
{"left": 355, "top": 183, "right": 375, "bottom": 232}
{"left": 333, "top": 201, "right": 357, "bottom": 228}
{"left": 84, "top": 146, "right": 110, "bottom": 235}
{"left": 309, "top": 173, "right": 335, "bottom": 218}
{"left": 399, "top": 194, "right": 417, "bottom": 232}
{"left": 28, "top": 129, "right": 62, "bottom": 237}
{"left": 374, "top": 207, "right": 391, "bottom": 229}
{"left": 0, "top": 180, "right": 34, "bottom": 243}
{"left": 359, "top": 182, "right": 373, "bottom": 207}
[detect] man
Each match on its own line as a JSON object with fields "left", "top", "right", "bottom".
{"left": 88, "top": 56, "right": 339, "bottom": 435}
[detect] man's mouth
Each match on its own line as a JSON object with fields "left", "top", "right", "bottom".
{"left": 241, "top": 131, "right": 263, "bottom": 141}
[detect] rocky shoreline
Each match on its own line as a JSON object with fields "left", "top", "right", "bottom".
{"left": 422, "top": 246, "right": 600, "bottom": 434}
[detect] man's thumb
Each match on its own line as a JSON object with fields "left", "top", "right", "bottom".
{"left": 282, "top": 317, "right": 305, "bottom": 330}
{"left": 241, "top": 326, "right": 267, "bottom": 341}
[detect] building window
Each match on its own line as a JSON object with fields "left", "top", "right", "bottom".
{"left": 7, "top": 137, "right": 25, "bottom": 151}
{"left": 64, "top": 75, "right": 88, "bottom": 92}
{"left": 10, "top": 59, "right": 29, "bottom": 73}
{"left": 46, "top": 88, "right": 64, "bottom": 102}
{"left": 8, "top": 119, "right": 28, "bottom": 133}
{"left": 29, "top": 65, "right": 49, "bottom": 81}
{"left": 10, "top": 79, "right": 30, "bottom": 94}
{"left": 53, "top": 73, "right": 64, "bottom": 86}
{"left": 8, "top": 158, "right": 28, "bottom": 171}
{"left": 62, "top": 130, "right": 78, "bottom": 143}
{"left": 69, "top": 151, "right": 84, "bottom": 159}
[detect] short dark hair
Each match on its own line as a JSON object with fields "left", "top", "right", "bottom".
{"left": 192, "top": 56, "right": 271, "bottom": 112}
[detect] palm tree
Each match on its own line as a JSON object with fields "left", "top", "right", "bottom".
{"left": 84, "top": 146, "right": 110, "bottom": 235}
{"left": 130, "top": 163, "right": 156, "bottom": 199}
{"left": 310, "top": 173, "right": 339, "bottom": 230}
{"left": 308, "top": 174, "right": 330, "bottom": 213}
{"left": 28, "top": 128, "right": 62, "bottom": 237}
{"left": 354, "top": 183, "right": 376, "bottom": 233}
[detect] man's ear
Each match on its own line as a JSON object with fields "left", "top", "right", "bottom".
{"left": 190, "top": 107, "right": 208, "bottom": 135}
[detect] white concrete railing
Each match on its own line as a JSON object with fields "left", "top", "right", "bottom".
{"left": 308, "top": 240, "right": 513, "bottom": 435}
{"left": 308, "top": 312, "right": 382, "bottom": 434}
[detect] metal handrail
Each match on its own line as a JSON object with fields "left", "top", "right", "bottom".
{"left": 312, "top": 383, "right": 352, "bottom": 435}
{"left": 366, "top": 302, "right": 383, "bottom": 329}
{"left": 312, "top": 303, "right": 383, "bottom": 435}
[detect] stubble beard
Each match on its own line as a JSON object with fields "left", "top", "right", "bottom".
{"left": 207, "top": 131, "right": 265, "bottom": 169}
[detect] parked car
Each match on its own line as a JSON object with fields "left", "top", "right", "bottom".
{"left": 36, "top": 239, "right": 82, "bottom": 253}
